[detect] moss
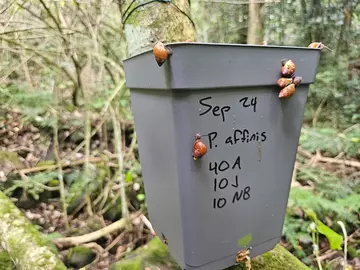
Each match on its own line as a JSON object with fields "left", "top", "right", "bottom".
{"left": 0, "top": 151, "right": 22, "bottom": 168}
{"left": 110, "top": 237, "right": 309, "bottom": 270}
{"left": 0, "top": 191, "right": 67, "bottom": 270}
{"left": 66, "top": 246, "right": 95, "bottom": 268}
{"left": 226, "top": 244, "right": 310, "bottom": 270}
{"left": 110, "top": 257, "right": 143, "bottom": 270}
{"left": 123, "top": 0, "right": 196, "bottom": 56}
{"left": 109, "top": 237, "right": 180, "bottom": 270}
{"left": 142, "top": 237, "right": 180, "bottom": 269}
{"left": 0, "top": 251, "right": 14, "bottom": 270}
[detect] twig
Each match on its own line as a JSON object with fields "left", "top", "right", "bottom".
{"left": 124, "top": 131, "right": 137, "bottom": 161}
{"left": 62, "top": 82, "right": 127, "bottom": 163}
{"left": 317, "top": 250, "right": 340, "bottom": 262}
{"left": 337, "top": 221, "right": 347, "bottom": 269}
{"left": 81, "top": 242, "right": 104, "bottom": 267}
{"left": 104, "top": 231, "right": 127, "bottom": 252}
{"left": 51, "top": 84, "right": 69, "bottom": 229}
{"left": 110, "top": 105, "right": 129, "bottom": 219}
{"left": 297, "top": 147, "right": 360, "bottom": 168}
{"left": 291, "top": 162, "right": 298, "bottom": 183}
{"left": 315, "top": 156, "right": 360, "bottom": 168}
{"left": 53, "top": 212, "right": 141, "bottom": 247}
{"left": 17, "top": 156, "right": 117, "bottom": 175}
{"left": 140, "top": 214, "right": 155, "bottom": 235}
{"left": 342, "top": 124, "right": 360, "bottom": 134}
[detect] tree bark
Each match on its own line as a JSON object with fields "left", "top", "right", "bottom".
{"left": 0, "top": 191, "right": 67, "bottom": 270}
{"left": 120, "top": 0, "right": 196, "bottom": 56}
{"left": 247, "top": 0, "right": 264, "bottom": 44}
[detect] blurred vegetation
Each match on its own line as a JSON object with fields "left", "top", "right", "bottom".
{"left": 0, "top": 0, "right": 359, "bottom": 269}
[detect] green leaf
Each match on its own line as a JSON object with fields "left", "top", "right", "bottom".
{"left": 137, "top": 194, "right": 145, "bottom": 201}
{"left": 316, "top": 220, "right": 343, "bottom": 250}
{"left": 125, "top": 171, "right": 133, "bottom": 183}
{"left": 305, "top": 209, "right": 343, "bottom": 250}
{"left": 237, "top": 233, "right": 252, "bottom": 247}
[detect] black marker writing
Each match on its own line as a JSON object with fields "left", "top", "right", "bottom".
{"left": 199, "top": 97, "right": 231, "bottom": 122}
{"left": 239, "top": 97, "right": 257, "bottom": 112}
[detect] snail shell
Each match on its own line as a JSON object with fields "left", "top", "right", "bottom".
{"left": 293, "top": 76, "right": 302, "bottom": 87}
{"left": 277, "top": 78, "right": 293, "bottom": 88}
{"left": 279, "top": 84, "right": 296, "bottom": 98}
{"left": 308, "top": 42, "right": 324, "bottom": 49}
{"left": 192, "top": 134, "right": 207, "bottom": 160}
{"left": 153, "top": 41, "right": 172, "bottom": 67}
{"left": 281, "top": 59, "right": 296, "bottom": 77}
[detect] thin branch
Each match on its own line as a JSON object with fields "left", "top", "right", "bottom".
{"left": 53, "top": 212, "right": 141, "bottom": 247}
{"left": 110, "top": 104, "right": 129, "bottom": 219}
{"left": 51, "top": 108, "right": 69, "bottom": 230}
{"left": 0, "top": 27, "right": 69, "bottom": 36}
{"left": 61, "top": 82, "right": 127, "bottom": 162}
{"left": 297, "top": 147, "right": 360, "bottom": 168}
{"left": 17, "top": 156, "right": 117, "bottom": 175}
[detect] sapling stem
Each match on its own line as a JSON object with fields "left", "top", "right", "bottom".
{"left": 337, "top": 221, "right": 348, "bottom": 270}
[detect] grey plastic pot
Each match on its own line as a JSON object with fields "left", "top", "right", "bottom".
{"left": 124, "top": 43, "right": 320, "bottom": 270}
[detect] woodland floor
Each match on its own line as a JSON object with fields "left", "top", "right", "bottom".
{"left": 0, "top": 106, "right": 359, "bottom": 270}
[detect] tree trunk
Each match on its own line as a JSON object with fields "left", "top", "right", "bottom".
{"left": 0, "top": 191, "right": 67, "bottom": 270}
{"left": 120, "top": 0, "right": 196, "bottom": 56}
{"left": 247, "top": 0, "right": 264, "bottom": 44}
{"left": 336, "top": 0, "right": 352, "bottom": 57}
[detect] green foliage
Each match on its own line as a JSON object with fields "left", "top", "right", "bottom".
{"left": 283, "top": 216, "right": 310, "bottom": 257}
{"left": 307, "top": 62, "right": 360, "bottom": 127}
{"left": 265, "top": 0, "right": 360, "bottom": 127}
{"left": 296, "top": 167, "right": 360, "bottom": 202}
{"left": 305, "top": 210, "right": 343, "bottom": 251}
{"left": 191, "top": 3, "right": 248, "bottom": 44}
{"left": 0, "top": 84, "right": 54, "bottom": 127}
{"left": 0, "top": 251, "right": 14, "bottom": 270}
{"left": 66, "top": 246, "right": 96, "bottom": 268}
{"left": 300, "top": 126, "right": 360, "bottom": 158}
{"left": 4, "top": 172, "right": 59, "bottom": 200}
{"left": 288, "top": 187, "right": 358, "bottom": 226}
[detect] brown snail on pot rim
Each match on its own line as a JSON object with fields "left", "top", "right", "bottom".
{"left": 153, "top": 41, "right": 173, "bottom": 67}
{"left": 292, "top": 77, "right": 302, "bottom": 86}
{"left": 308, "top": 42, "right": 333, "bottom": 52}
{"left": 277, "top": 76, "right": 302, "bottom": 88}
{"left": 192, "top": 134, "right": 207, "bottom": 160}
{"left": 280, "top": 59, "right": 296, "bottom": 77}
{"left": 279, "top": 84, "right": 296, "bottom": 98}
{"left": 276, "top": 78, "right": 293, "bottom": 88}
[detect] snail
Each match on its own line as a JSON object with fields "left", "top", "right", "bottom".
{"left": 279, "top": 83, "right": 296, "bottom": 98}
{"left": 276, "top": 78, "right": 292, "bottom": 88}
{"left": 308, "top": 42, "right": 333, "bottom": 52}
{"left": 153, "top": 41, "right": 173, "bottom": 67}
{"left": 280, "top": 59, "right": 296, "bottom": 77}
{"left": 308, "top": 42, "right": 324, "bottom": 49}
{"left": 192, "top": 134, "right": 207, "bottom": 160}
{"left": 277, "top": 76, "right": 302, "bottom": 88}
{"left": 292, "top": 76, "right": 302, "bottom": 86}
